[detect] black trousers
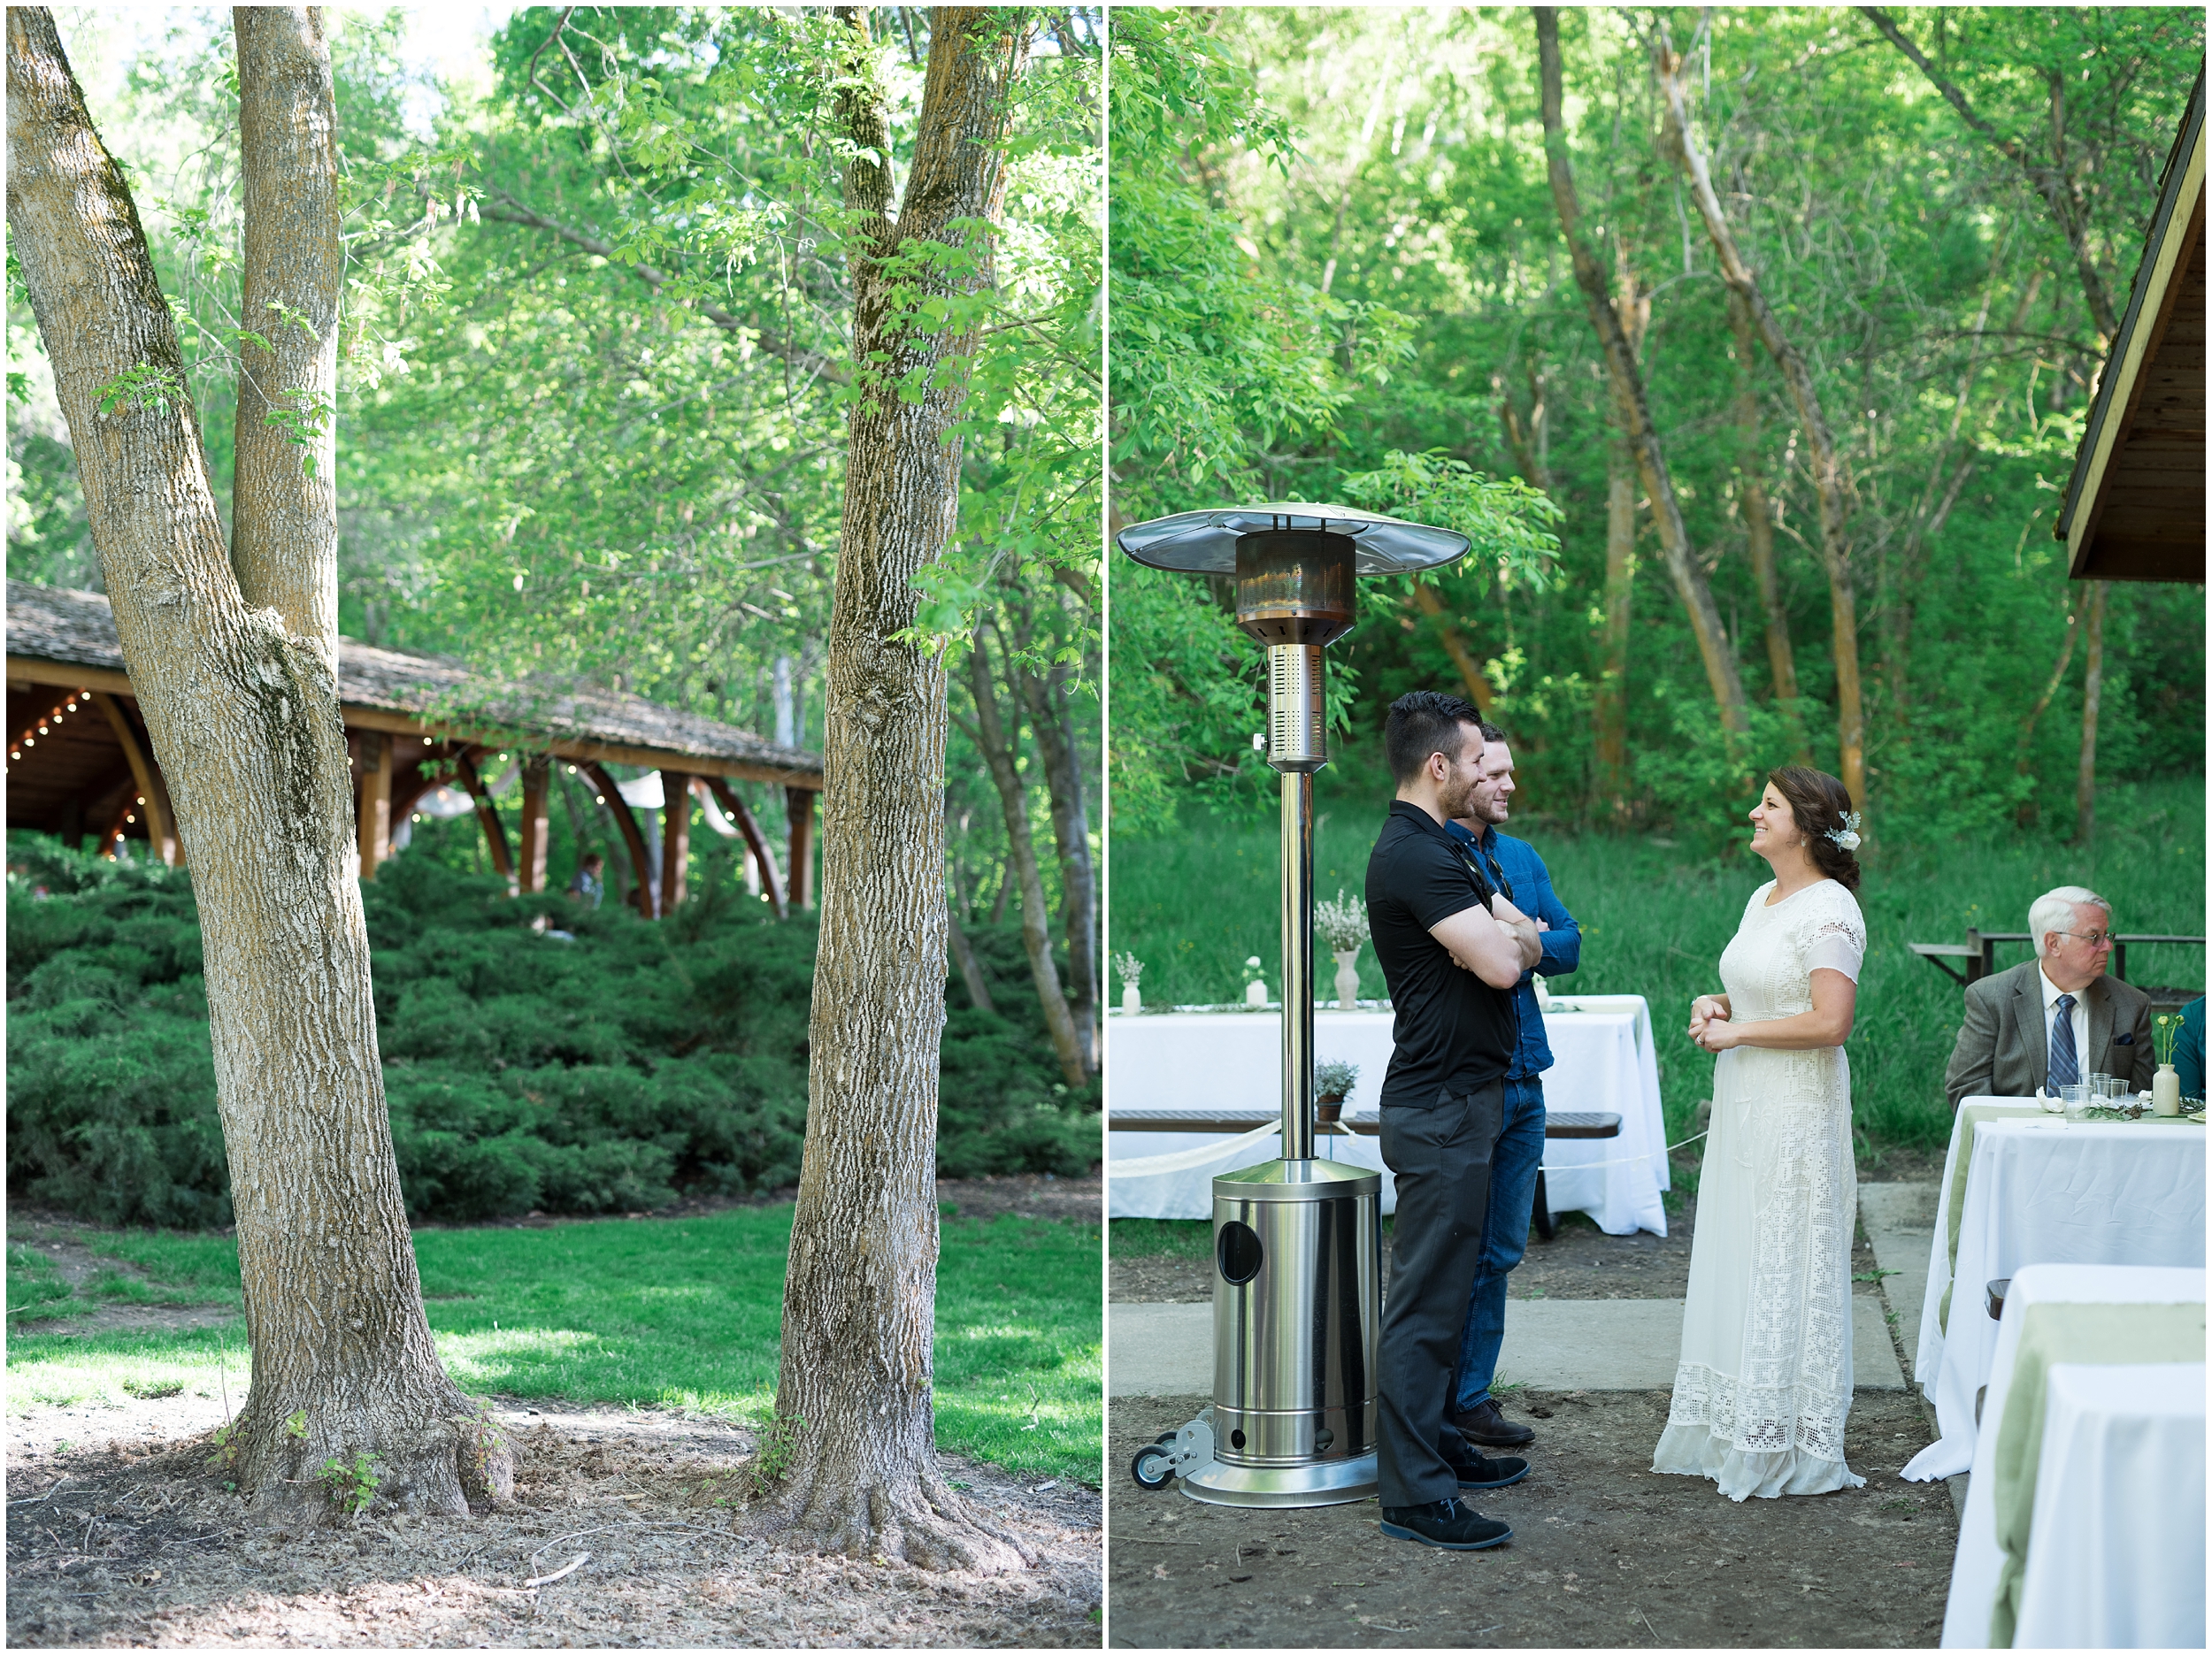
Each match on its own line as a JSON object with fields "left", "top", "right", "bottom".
{"left": 1375, "top": 1078, "right": 1507, "bottom": 1507}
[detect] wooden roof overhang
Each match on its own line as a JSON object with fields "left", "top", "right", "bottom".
{"left": 6, "top": 582, "right": 821, "bottom": 916}
{"left": 2055, "top": 72, "right": 2206, "bottom": 586}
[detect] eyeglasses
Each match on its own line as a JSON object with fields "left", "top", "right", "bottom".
{"left": 2054, "top": 930, "right": 2113, "bottom": 948}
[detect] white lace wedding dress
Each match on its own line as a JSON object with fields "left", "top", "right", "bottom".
{"left": 1653, "top": 877, "right": 1868, "bottom": 1500}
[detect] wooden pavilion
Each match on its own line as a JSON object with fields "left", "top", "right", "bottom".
{"left": 2057, "top": 72, "right": 2205, "bottom": 585}
{"left": 4, "top": 581, "right": 823, "bottom": 920}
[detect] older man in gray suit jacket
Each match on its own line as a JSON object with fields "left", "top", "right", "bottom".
{"left": 1943, "top": 885, "right": 2156, "bottom": 1111}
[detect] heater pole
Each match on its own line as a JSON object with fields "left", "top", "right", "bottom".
{"left": 1279, "top": 769, "right": 1317, "bottom": 1161}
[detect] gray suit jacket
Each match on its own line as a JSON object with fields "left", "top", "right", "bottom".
{"left": 1942, "top": 960, "right": 2156, "bottom": 1111}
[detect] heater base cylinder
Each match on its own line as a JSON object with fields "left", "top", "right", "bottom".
{"left": 1179, "top": 1450, "right": 1379, "bottom": 1509}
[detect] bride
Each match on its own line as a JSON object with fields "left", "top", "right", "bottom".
{"left": 1654, "top": 766, "right": 1868, "bottom": 1500}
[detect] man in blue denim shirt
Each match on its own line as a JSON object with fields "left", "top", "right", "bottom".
{"left": 1442, "top": 722, "right": 1580, "bottom": 1448}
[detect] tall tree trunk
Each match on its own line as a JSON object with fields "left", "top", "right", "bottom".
{"left": 1013, "top": 638, "right": 1098, "bottom": 1074}
{"left": 5, "top": 5, "right": 506, "bottom": 1521}
{"left": 2013, "top": 595, "right": 2078, "bottom": 828}
{"left": 968, "top": 627, "right": 1088, "bottom": 1088}
{"left": 2074, "top": 579, "right": 2107, "bottom": 842}
{"left": 1534, "top": 10, "right": 1750, "bottom": 737}
{"left": 1724, "top": 288, "right": 1804, "bottom": 720}
{"left": 761, "top": 8, "right": 1034, "bottom": 1572}
{"left": 1857, "top": 8, "right": 2121, "bottom": 341}
{"left": 1594, "top": 253, "right": 1649, "bottom": 808}
{"left": 1410, "top": 580, "right": 1496, "bottom": 715}
{"left": 1654, "top": 31, "right": 1863, "bottom": 805}
{"left": 945, "top": 897, "right": 995, "bottom": 1013}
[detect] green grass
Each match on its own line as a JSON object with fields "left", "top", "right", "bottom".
{"left": 6, "top": 1209, "right": 1101, "bottom": 1485}
{"left": 1110, "top": 776, "right": 2206, "bottom": 1154}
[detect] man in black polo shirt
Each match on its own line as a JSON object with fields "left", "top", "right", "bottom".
{"left": 1365, "top": 691, "right": 1543, "bottom": 1551}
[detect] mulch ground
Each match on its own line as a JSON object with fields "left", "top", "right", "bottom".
{"left": 1105, "top": 1387, "right": 1953, "bottom": 1649}
{"left": 7, "top": 1398, "right": 1101, "bottom": 1648}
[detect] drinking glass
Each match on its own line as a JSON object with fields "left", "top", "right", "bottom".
{"left": 2060, "top": 1082, "right": 2093, "bottom": 1121}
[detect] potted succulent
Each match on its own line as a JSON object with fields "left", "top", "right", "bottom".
{"left": 1315, "top": 1059, "right": 1359, "bottom": 1126}
{"left": 1316, "top": 888, "right": 1371, "bottom": 1010}
{"left": 1114, "top": 951, "right": 1145, "bottom": 1015}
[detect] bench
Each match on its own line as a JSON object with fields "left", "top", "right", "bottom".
{"left": 1909, "top": 929, "right": 2202, "bottom": 1013}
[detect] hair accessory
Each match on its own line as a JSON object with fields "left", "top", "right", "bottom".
{"left": 1824, "top": 810, "right": 1863, "bottom": 853}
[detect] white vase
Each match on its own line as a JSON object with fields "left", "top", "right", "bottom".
{"left": 2154, "top": 1062, "right": 2182, "bottom": 1116}
{"left": 1244, "top": 978, "right": 1268, "bottom": 1008}
{"left": 1121, "top": 983, "right": 1141, "bottom": 1015}
{"left": 1333, "top": 948, "right": 1362, "bottom": 1010}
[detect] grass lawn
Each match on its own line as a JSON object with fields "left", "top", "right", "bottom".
{"left": 1110, "top": 776, "right": 2205, "bottom": 1154}
{"left": 6, "top": 1208, "right": 1101, "bottom": 1486}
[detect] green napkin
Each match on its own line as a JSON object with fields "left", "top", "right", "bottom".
{"left": 1938, "top": 1103, "right": 2045, "bottom": 1332}
{"left": 1986, "top": 1300, "right": 2206, "bottom": 1648}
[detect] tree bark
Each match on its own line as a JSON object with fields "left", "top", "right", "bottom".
{"left": 1534, "top": 10, "right": 1749, "bottom": 736}
{"left": 6, "top": 5, "right": 506, "bottom": 1521}
{"left": 1653, "top": 31, "right": 1863, "bottom": 805}
{"left": 1409, "top": 581, "right": 1497, "bottom": 715}
{"left": 1724, "top": 288, "right": 1802, "bottom": 716}
{"left": 1856, "top": 7, "right": 2120, "bottom": 341}
{"left": 1012, "top": 632, "right": 1098, "bottom": 1074}
{"left": 2074, "top": 579, "right": 2107, "bottom": 842}
{"left": 759, "top": 7, "right": 1035, "bottom": 1573}
{"left": 945, "top": 900, "right": 995, "bottom": 1013}
{"left": 1594, "top": 253, "right": 1649, "bottom": 809}
{"left": 968, "top": 627, "right": 1088, "bottom": 1088}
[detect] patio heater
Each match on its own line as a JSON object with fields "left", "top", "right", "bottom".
{"left": 1117, "top": 505, "right": 1469, "bottom": 1508}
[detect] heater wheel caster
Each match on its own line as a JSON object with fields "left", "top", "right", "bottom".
{"left": 1130, "top": 1443, "right": 1176, "bottom": 1490}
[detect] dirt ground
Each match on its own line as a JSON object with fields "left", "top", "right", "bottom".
{"left": 1105, "top": 1387, "right": 1952, "bottom": 1649}
{"left": 6, "top": 1176, "right": 1104, "bottom": 1648}
{"left": 7, "top": 1397, "right": 1101, "bottom": 1648}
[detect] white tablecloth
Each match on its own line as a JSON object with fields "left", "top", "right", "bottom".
{"left": 1939, "top": 1265, "right": 2206, "bottom": 1649}
{"left": 1902, "top": 1107, "right": 2204, "bottom": 1481}
{"left": 1105, "top": 994, "right": 1668, "bottom": 1233}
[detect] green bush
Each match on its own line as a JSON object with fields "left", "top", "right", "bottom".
{"left": 6, "top": 844, "right": 1097, "bottom": 1227}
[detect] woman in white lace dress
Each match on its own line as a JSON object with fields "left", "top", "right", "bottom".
{"left": 1654, "top": 767, "right": 1868, "bottom": 1500}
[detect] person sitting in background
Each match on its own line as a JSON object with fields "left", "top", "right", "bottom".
{"left": 567, "top": 852, "right": 605, "bottom": 908}
{"left": 1941, "top": 885, "right": 2154, "bottom": 1110}
{"left": 2175, "top": 996, "right": 2206, "bottom": 1100}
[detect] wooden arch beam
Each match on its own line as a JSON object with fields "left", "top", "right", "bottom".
{"left": 580, "top": 760, "right": 657, "bottom": 919}
{"left": 90, "top": 692, "right": 177, "bottom": 864}
{"left": 453, "top": 748, "right": 515, "bottom": 887}
{"left": 700, "top": 775, "right": 787, "bottom": 919}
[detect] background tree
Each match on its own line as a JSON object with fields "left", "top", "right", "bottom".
{"left": 6, "top": 5, "right": 508, "bottom": 1520}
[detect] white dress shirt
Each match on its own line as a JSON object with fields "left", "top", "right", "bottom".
{"left": 2038, "top": 964, "right": 2092, "bottom": 1080}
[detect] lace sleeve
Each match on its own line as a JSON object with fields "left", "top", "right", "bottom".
{"left": 1802, "top": 886, "right": 1866, "bottom": 982}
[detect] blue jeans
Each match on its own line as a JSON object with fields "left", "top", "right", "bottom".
{"left": 1453, "top": 1076, "right": 1547, "bottom": 1413}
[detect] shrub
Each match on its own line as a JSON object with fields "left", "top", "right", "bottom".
{"left": 6, "top": 841, "right": 1097, "bottom": 1226}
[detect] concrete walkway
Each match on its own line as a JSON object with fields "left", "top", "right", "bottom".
{"left": 1108, "top": 1293, "right": 1905, "bottom": 1398}
{"left": 1858, "top": 1181, "right": 1939, "bottom": 1378}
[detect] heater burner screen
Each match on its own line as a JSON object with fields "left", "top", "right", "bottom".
{"left": 1266, "top": 645, "right": 1326, "bottom": 771}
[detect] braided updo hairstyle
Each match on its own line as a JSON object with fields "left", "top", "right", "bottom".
{"left": 1769, "top": 765, "right": 1862, "bottom": 893}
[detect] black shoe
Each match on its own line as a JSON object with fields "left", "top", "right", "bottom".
{"left": 1379, "top": 1497, "right": 1513, "bottom": 1551}
{"left": 1441, "top": 1445, "right": 1529, "bottom": 1490}
{"left": 1455, "top": 1398, "right": 1536, "bottom": 1448}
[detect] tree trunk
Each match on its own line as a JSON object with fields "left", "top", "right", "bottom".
{"left": 1013, "top": 640, "right": 1097, "bottom": 1074}
{"left": 1857, "top": 8, "right": 2120, "bottom": 341}
{"left": 2013, "top": 597, "right": 2078, "bottom": 828}
{"left": 6, "top": 5, "right": 505, "bottom": 1521}
{"left": 1594, "top": 252, "right": 1649, "bottom": 810}
{"left": 1410, "top": 581, "right": 1497, "bottom": 715}
{"left": 2074, "top": 579, "right": 2107, "bottom": 842}
{"left": 1724, "top": 288, "right": 1803, "bottom": 717}
{"left": 946, "top": 900, "right": 995, "bottom": 1013}
{"left": 759, "top": 8, "right": 1034, "bottom": 1573}
{"left": 1534, "top": 10, "right": 1750, "bottom": 737}
{"left": 968, "top": 627, "right": 1088, "bottom": 1089}
{"left": 1653, "top": 30, "right": 1863, "bottom": 805}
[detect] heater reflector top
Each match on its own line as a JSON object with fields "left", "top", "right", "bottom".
{"left": 1116, "top": 503, "right": 1470, "bottom": 575}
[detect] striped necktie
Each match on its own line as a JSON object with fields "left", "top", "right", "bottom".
{"left": 2049, "top": 993, "right": 2079, "bottom": 1090}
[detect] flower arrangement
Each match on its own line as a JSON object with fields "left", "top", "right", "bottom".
{"left": 1241, "top": 954, "right": 1267, "bottom": 987}
{"left": 2154, "top": 1012, "right": 2181, "bottom": 1067}
{"left": 1315, "top": 1059, "right": 1359, "bottom": 1100}
{"left": 1316, "top": 889, "right": 1370, "bottom": 954}
{"left": 1113, "top": 952, "right": 1145, "bottom": 989}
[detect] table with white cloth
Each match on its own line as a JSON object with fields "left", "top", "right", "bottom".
{"left": 1105, "top": 994, "right": 1668, "bottom": 1233}
{"left": 1902, "top": 1100, "right": 2205, "bottom": 1482}
{"left": 1939, "top": 1263, "right": 2205, "bottom": 1650}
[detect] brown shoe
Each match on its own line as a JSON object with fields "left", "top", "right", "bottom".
{"left": 1454, "top": 1398, "right": 1535, "bottom": 1448}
